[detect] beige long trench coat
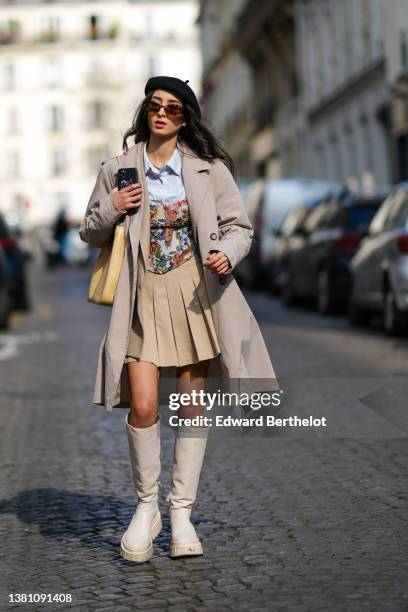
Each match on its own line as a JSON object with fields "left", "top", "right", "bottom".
{"left": 79, "top": 140, "right": 279, "bottom": 411}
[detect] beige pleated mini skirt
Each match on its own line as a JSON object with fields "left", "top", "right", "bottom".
{"left": 125, "top": 248, "right": 221, "bottom": 368}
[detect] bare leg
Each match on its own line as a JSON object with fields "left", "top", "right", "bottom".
{"left": 127, "top": 360, "right": 160, "bottom": 427}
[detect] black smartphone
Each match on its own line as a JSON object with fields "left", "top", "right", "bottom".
{"left": 117, "top": 167, "right": 138, "bottom": 190}
{"left": 116, "top": 167, "right": 140, "bottom": 215}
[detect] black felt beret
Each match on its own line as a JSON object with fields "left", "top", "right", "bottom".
{"left": 144, "top": 76, "right": 201, "bottom": 118}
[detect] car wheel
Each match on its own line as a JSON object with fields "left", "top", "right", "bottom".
{"left": 317, "top": 269, "right": 334, "bottom": 315}
{"left": 384, "top": 286, "right": 408, "bottom": 337}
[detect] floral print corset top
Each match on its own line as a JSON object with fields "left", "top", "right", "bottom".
{"left": 148, "top": 197, "right": 199, "bottom": 274}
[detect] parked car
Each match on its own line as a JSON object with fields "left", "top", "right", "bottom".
{"left": 270, "top": 197, "right": 325, "bottom": 294}
{"left": 280, "top": 189, "right": 389, "bottom": 314}
{"left": 348, "top": 183, "right": 408, "bottom": 336}
{"left": 0, "top": 211, "right": 31, "bottom": 312}
{"left": 252, "top": 179, "right": 345, "bottom": 291}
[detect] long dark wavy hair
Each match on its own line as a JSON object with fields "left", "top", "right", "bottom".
{"left": 121, "top": 89, "right": 235, "bottom": 176}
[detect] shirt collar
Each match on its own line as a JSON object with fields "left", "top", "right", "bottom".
{"left": 143, "top": 141, "right": 181, "bottom": 177}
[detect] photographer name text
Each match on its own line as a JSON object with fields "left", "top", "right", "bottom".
{"left": 168, "top": 415, "right": 327, "bottom": 428}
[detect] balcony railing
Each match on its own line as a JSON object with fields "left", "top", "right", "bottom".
{"left": 0, "top": 25, "right": 121, "bottom": 46}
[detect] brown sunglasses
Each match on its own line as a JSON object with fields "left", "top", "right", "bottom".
{"left": 146, "top": 100, "right": 184, "bottom": 119}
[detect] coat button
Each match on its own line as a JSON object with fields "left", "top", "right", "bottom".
{"left": 210, "top": 232, "right": 217, "bottom": 240}
{"left": 219, "top": 277, "right": 226, "bottom": 285}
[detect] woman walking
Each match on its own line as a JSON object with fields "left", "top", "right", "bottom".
{"left": 79, "top": 76, "right": 278, "bottom": 563}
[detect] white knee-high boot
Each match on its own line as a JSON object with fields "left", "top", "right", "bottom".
{"left": 166, "top": 424, "right": 209, "bottom": 558}
{"left": 120, "top": 413, "right": 162, "bottom": 563}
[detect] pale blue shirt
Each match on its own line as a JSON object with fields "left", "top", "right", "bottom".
{"left": 143, "top": 140, "right": 185, "bottom": 202}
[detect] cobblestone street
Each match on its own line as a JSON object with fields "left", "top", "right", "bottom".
{"left": 1, "top": 260, "right": 407, "bottom": 611}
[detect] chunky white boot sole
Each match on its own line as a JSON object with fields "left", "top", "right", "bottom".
{"left": 170, "top": 539, "right": 203, "bottom": 558}
{"left": 120, "top": 512, "right": 162, "bottom": 562}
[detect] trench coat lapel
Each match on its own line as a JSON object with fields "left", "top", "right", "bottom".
{"left": 178, "top": 141, "right": 212, "bottom": 239}
{"left": 179, "top": 142, "right": 225, "bottom": 263}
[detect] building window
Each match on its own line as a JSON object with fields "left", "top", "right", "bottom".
{"left": 344, "top": 123, "right": 358, "bottom": 185}
{"left": 89, "top": 15, "right": 99, "bottom": 40}
{"left": 360, "top": 114, "right": 373, "bottom": 174}
{"left": 6, "top": 151, "right": 20, "bottom": 179}
{"left": 314, "top": 142, "right": 328, "bottom": 179}
{"left": 0, "top": 19, "right": 21, "bottom": 45}
{"left": 401, "top": 30, "right": 408, "bottom": 72}
{"left": 40, "top": 17, "right": 61, "bottom": 43}
{"left": 45, "top": 105, "right": 64, "bottom": 132}
{"left": 146, "top": 53, "right": 157, "bottom": 77}
{"left": 51, "top": 149, "right": 67, "bottom": 176}
{"left": 88, "top": 100, "right": 104, "bottom": 129}
{"left": 145, "top": 12, "right": 153, "bottom": 38}
{"left": 44, "top": 56, "right": 63, "bottom": 88}
{"left": 330, "top": 133, "right": 343, "bottom": 180}
{"left": 7, "top": 107, "right": 19, "bottom": 134}
{"left": 3, "top": 62, "right": 15, "bottom": 90}
{"left": 361, "top": 0, "right": 372, "bottom": 63}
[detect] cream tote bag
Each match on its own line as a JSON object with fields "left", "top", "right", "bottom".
{"left": 87, "top": 155, "right": 126, "bottom": 306}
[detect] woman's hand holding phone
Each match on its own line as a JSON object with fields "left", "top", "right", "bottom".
{"left": 112, "top": 183, "right": 143, "bottom": 214}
